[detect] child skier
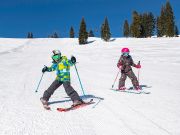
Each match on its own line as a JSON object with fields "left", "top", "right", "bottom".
{"left": 40, "top": 50, "right": 83, "bottom": 108}
{"left": 117, "top": 48, "right": 141, "bottom": 90}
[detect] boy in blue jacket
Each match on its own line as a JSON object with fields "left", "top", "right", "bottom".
{"left": 40, "top": 50, "right": 83, "bottom": 108}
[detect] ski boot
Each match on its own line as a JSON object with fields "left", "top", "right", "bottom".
{"left": 40, "top": 97, "right": 50, "bottom": 110}
{"left": 72, "top": 99, "right": 84, "bottom": 107}
{"left": 118, "top": 86, "right": 126, "bottom": 91}
{"left": 135, "top": 85, "right": 141, "bottom": 91}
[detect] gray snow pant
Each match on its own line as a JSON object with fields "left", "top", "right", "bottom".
{"left": 119, "top": 70, "right": 139, "bottom": 89}
{"left": 42, "top": 80, "right": 81, "bottom": 102}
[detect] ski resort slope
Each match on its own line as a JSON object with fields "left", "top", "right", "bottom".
{"left": 0, "top": 37, "right": 180, "bottom": 135}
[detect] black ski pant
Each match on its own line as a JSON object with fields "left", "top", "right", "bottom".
{"left": 42, "top": 80, "right": 81, "bottom": 102}
{"left": 119, "top": 70, "right": 139, "bottom": 89}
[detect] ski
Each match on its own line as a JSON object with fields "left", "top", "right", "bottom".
{"left": 110, "top": 88, "right": 150, "bottom": 94}
{"left": 111, "top": 88, "right": 141, "bottom": 94}
{"left": 139, "top": 90, "right": 150, "bottom": 94}
{"left": 111, "top": 85, "right": 151, "bottom": 94}
{"left": 57, "top": 99, "right": 94, "bottom": 112}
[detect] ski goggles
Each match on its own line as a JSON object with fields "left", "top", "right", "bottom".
{"left": 122, "top": 52, "right": 129, "bottom": 56}
{"left": 52, "top": 54, "right": 60, "bottom": 61}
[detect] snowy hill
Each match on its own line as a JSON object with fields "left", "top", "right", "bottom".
{"left": 0, "top": 37, "right": 180, "bottom": 135}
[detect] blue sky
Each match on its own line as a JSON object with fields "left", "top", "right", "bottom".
{"left": 0, "top": 0, "right": 179, "bottom": 38}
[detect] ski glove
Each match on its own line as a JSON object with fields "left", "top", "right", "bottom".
{"left": 117, "top": 62, "right": 122, "bottom": 68}
{"left": 135, "top": 64, "right": 141, "bottom": 69}
{"left": 118, "top": 65, "right": 122, "bottom": 70}
{"left": 42, "top": 66, "right": 48, "bottom": 73}
{"left": 117, "top": 62, "right": 123, "bottom": 70}
{"left": 71, "top": 56, "right": 76, "bottom": 64}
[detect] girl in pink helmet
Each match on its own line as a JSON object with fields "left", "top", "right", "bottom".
{"left": 117, "top": 48, "right": 141, "bottom": 90}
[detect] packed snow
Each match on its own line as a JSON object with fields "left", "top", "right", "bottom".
{"left": 0, "top": 37, "right": 180, "bottom": 135}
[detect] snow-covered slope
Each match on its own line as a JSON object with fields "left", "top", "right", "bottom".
{"left": 0, "top": 37, "right": 180, "bottom": 135}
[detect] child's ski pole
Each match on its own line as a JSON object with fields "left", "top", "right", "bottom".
{"left": 112, "top": 69, "right": 121, "bottom": 88}
{"left": 137, "top": 61, "right": 140, "bottom": 83}
{"left": 74, "top": 64, "right": 85, "bottom": 96}
{"left": 35, "top": 73, "right": 44, "bottom": 93}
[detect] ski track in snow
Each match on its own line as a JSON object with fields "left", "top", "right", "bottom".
{"left": 0, "top": 37, "right": 180, "bottom": 135}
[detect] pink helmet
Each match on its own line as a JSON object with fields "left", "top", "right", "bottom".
{"left": 121, "top": 48, "right": 130, "bottom": 53}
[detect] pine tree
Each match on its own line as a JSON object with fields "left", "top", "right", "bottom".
{"left": 27, "top": 32, "right": 30, "bottom": 38}
{"left": 52, "top": 32, "right": 59, "bottom": 38}
{"left": 139, "top": 13, "right": 146, "bottom": 38}
{"left": 130, "top": 11, "right": 141, "bottom": 38}
{"left": 101, "top": 17, "right": 111, "bottom": 41}
{"left": 157, "top": 1, "right": 176, "bottom": 37}
{"left": 146, "top": 12, "right": 155, "bottom": 37}
{"left": 27, "top": 32, "right": 33, "bottom": 38}
{"left": 70, "top": 26, "right": 75, "bottom": 38}
{"left": 88, "top": 30, "right": 94, "bottom": 37}
{"left": 165, "top": 1, "right": 175, "bottom": 37}
{"left": 157, "top": 5, "right": 166, "bottom": 37}
{"left": 157, "top": 16, "right": 163, "bottom": 37}
{"left": 129, "top": 11, "right": 155, "bottom": 38}
{"left": 101, "top": 23, "right": 105, "bottom": 39}
{"left": 123, "top": 20, "right": 130, "bottom": 37}
{"left": 78, "top": 17, "right": 88, "bottom": 44}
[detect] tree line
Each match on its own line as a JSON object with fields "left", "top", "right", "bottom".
{"left": 27, "top": 16, "right": 111, "bottom": 45}
{"left": 27, "top": 1, "right": 179, "bottom": 44}
{"left": 123, "top": 1, "right": 179, "bottom": 38}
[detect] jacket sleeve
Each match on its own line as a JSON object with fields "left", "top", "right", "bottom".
{"left": 61, "top": 56, "right": 74, "bottom": 67}
{"left": 47, "top": 64, "right": 57, "bottom": 72}
{"left": 63, "top": 60, "right": 73, "bottom": 67}
{"left": 68, "top": 60, "right": 74, "bottom": 66}
{"left": 130, "top": 56, "right": 137, "bottom": 67}
{"left": 117, "top": 56, "right": 123, "bottom": 68}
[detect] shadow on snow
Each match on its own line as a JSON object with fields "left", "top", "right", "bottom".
{"left": 48, "top": 94, "right": 104, "bottom": 106}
